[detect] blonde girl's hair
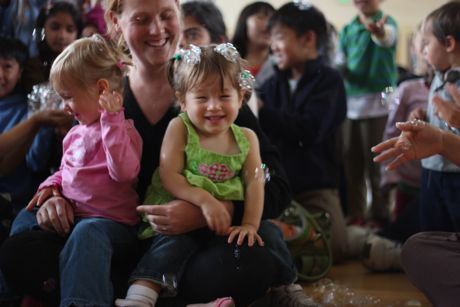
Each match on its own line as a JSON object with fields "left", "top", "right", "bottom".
{"left": 168, "top": 44, "right": 252, "bottom": 103}
{"left": 50, "top": 34, "right": 130, "bottom": 94}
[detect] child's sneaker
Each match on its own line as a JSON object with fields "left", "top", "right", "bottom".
{"left": 345, "top": 225, "right": 370, "bottom": 258}
{"left": 361, "top": 234, "right": 402, "bottom": 271}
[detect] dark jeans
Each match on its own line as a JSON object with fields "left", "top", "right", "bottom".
{"left": 420, "top": 169, "right": 460, "bottom": 232}
{"left": 378, "top": 198, "right": 420, "bottom": 243}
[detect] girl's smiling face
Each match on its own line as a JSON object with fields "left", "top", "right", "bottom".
{"left": 180, "top": 75, "right": 243, "bottom": 137}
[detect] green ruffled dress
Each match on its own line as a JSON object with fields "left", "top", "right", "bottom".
{"left": 138, "top": 113, "right": 249, "bottom": 239}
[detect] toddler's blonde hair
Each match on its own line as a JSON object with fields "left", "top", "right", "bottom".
{"left": 50, "top": 34, "right": 130, "bottom": 94}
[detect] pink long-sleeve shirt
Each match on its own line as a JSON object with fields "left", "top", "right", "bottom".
{"left": 39, "top": 110, "right": 142, "bottom": 225}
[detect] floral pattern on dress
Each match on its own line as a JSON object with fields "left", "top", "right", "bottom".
{"left": 198, "top": 163, "right": 235, "bottom": 182}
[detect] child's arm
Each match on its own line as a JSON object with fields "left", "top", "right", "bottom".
{"left": 159, "top": 118, "right": 231, "bottom": 235}
{"left": 227, "top": 128, "right": 264, "bottom": 247}
{"left": 26, "top": 173, "right": 64, "bottom": 211}
{"left": 433, "top": 84, "right": 460, "bottom": 130}
{"left": 26, "top": 149, "right": 68, "bottom": 210}
{"left": 362, "top": 15, "right": 397, "bottom": 48}
{"left": 0, "top": 110, "right": 70, "bottom": 176}
{"left": 25, "top": 110, "right": 73, "bottom": 173}
{"left": 99, "top": 90, "right": 143, "bottom": 182}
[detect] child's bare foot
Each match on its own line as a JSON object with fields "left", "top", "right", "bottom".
{"left": 186, "top": 296, "right": 234, "bottom": 307}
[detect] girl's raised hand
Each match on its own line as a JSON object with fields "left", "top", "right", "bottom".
{"left": 99, "top": 90, "right": 123, "bottom": 113}
{"left": 227, "top": 224, "right": 264, "bottom": 247}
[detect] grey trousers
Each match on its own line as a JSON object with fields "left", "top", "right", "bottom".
{"left": 294, "top": 189, "right": 347, "bottom": 263}
{"left": 401, "top": 232, "right": 460, "bottom": 307}
{"left": 342, "top": 116, "right": 389, "bottom": 220}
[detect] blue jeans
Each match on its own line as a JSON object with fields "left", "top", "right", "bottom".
{"left": 10, "top": 210, "right": 138, "bottom": 307}
{"left": 10, "top": 208, "right": 40, "bottom": 235}
{"left": 59, "top": 218, "right": 138, "bottom": 307}
{"left": 132, "top": 231, "right": 206, "bottom": 297}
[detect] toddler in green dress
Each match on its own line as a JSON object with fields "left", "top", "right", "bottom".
{"left": 116, "top": 44, "right": 265, "bottom": 307}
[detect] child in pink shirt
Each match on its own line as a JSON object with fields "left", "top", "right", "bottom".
{"left": 10, "top": 34, "right": 143, "bottom": 306}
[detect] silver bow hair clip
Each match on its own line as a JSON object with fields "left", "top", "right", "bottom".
{"left": 239, "top": 70, "right": 256, "bottom": 91}
{"left": 214, "top": 43, "right": 240, "bottom": 63}
{"left": 176, "top": 44, "right": 202, "bottom": 64}
{"left": 213, "top": 43, "right": 256, "bottom": 90}
{"left": 293, "top": 0, "right": 312, "bottom": 10}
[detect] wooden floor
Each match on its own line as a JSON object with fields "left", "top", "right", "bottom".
{"left": 301, "top": 260, "right": 432, "bottom": 306}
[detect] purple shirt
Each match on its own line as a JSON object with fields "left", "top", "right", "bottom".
{"left": 381, "top": 78, "right": 429, "bottom": 189}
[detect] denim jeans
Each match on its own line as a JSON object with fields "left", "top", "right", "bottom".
{"left": 59, "top": 218, "right": 137, "bottom": 307}
{"left": 131, "top": 230, "right": 206, "bottom": 297}
{"left": 10, "top": 208, "right": 40, "bottom": 235}
{"left": 10, "top": 210, "right": 138, "bottom": 307}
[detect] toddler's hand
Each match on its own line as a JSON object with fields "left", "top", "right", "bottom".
{"left": 227, "top": 224, "right": 264, "bottom": 247}
{"left": 408, "top": 108, "right": 426, "bottom": 122}
{"left": 26, "top": 185, "right": 61, "bottom": 211}
{"left": 201, "top": 201, "right": 231, "bottom": 235}
{"left": 99, "top": 90, "right": 123, "bottom": 113}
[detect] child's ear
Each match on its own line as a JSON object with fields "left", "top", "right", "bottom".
{"left": 445, "top": 35, "right": 457, "bottom": 53}
{"left": 175, "top": 91, "right": 186, "bottom": 111}
{"left": 97, "top": 79, "right": 109, "bottom": 94}
{"left": 304, "top": 31, "right": 316, "bottom": 47}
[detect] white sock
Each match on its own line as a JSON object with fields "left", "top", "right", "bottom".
{"left": 115, "top": 284, "right": 159, "bottom": 307}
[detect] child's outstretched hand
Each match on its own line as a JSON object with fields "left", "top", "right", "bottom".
{"left": 364, "top": 15, "right": 388, "bottom": 38}
{"left": 201, "top": 201, "right": 231, "bottom": 236}
{"left": 26, "top": 185, "right": 61, "bottom": 211}
{"left": 99, "top": 90, "right": 123, "bottom": 113}
{"left": 227, "top": 224, "right": 264, "bottom": 247}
